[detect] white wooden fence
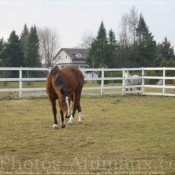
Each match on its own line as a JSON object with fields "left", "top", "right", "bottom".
{"left": 0, "top": 67, "right": 175, "bottom": 97}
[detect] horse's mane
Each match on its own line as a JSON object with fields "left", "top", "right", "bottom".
{"left": 50, "top": 66, "right": 68, "bottom": 95}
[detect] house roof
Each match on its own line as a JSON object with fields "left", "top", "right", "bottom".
{"left": 54, "top": 48, "right": 89, "bottom": 60}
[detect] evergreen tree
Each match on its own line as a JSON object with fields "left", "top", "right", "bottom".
{"left": 26, "top": 25, "right": 41, "bottom": 67}
{"left": 86, "top": 39, "right": 98, "bottom": 68}
{"left": 152, "top": 54, "right": 163, "bottom": 67}
{"left": 0, "top": 38, "right": 7, "bottom": 66}
{"left": 20, "top": 24, "right": 29, "bottom": 66}
{"left": 96, "top": 21, "right": 109, "bottom": 67}
{"left": 0, "top": 38, "right": 9, "bottom": 85}
{"left": 153, "top": 37, "right": 174, "bottom": 67}
{"left": 86, "top": 21, "right": 109, "bottom": 68}
{"left": 136, "top": 15, "right": 157, "bottom": 67}
{"left": 159, "top": 37, "right": 174, "bottom": 60}
{"left": 108, "top": 29, "right": 117, "bottom": 68}
{"left": 5, "top": 31, "right": 25, "bottom": 67}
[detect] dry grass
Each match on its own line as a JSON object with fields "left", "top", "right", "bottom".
{"left": 0, "top": 95, "right": 175, "bottom": 175}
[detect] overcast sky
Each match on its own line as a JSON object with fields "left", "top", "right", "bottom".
{"left": 0, "top": 0, "right": 175, "bottom": 50}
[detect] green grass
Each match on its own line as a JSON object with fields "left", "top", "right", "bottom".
{"left": 0, "top": 95, "right": 175, "bottom": 174}
{"left": 0, "top": 81, "right": 46, "bottom": 88}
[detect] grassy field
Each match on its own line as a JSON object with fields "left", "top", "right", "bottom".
{"left": 0, "top": 95, "right": 175, "bottom": 175}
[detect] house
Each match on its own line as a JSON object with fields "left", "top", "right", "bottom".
{"left": 54, "top": 48, "right": 89, "bottom": 68}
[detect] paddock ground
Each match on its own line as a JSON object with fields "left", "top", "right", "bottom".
{"left": 0, "top": 95, "right": 175, "bottom": 175}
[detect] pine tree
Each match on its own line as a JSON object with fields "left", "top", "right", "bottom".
{"left": 86, "top": 21, "right": 109, "bottom": 68}
{"left": 26, "top": 25, "right": 41, "bottom": 67}
{"left": 108, "top": 29, "right": 117, "bottom": 68}
{"left": 159, "top": 37, "right": 174, "bottom": 60}
{"left": 5, "top": 31, "right": 25, "bottom": 67}
{"left": 86, "top": 39, "right": 98, "bottom": 68}
{"left": 136, "top": 15, "right": 157, "bottom": 67}
{"left": 0, "top": 38, "right": 7, "bottom": 66}
{"left": 20, "top": 24, "right": 29, "bottom": 66}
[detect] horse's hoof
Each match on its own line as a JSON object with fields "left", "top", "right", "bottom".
{"left": 78, "top": 119, "right": 83, "bottom": 123}
{"left": 68, "top": 115, "right": 74, "bottom": 124}
{"left": 61, "top": 124, "right": 66, "bottom": 128}
{"left": 53, "top": 124, "right": 58, "bottom": 129}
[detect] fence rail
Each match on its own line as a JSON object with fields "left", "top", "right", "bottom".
{"left": 0, "top": 67, "right": 175, "bottom": 97}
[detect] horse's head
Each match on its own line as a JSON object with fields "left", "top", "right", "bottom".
{"left": 57, "top": 86, "right": 71, "bottom": 118}
{"left": 125, "top": 70, "right": 129, "bottom": 75}
{"left": 125, "top": 70, "right": 129, "bottom": 76}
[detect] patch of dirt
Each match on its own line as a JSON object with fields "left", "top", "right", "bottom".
{"left": 111, "top": 99, "right": 123, "bottom": 104}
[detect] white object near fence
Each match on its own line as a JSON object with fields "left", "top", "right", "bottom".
{"left": 0, "top": 67, "right": 175, "bottom": 97}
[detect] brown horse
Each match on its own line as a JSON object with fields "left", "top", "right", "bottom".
{"left": 46, "top": 66, "right": 84, "bottom": 129}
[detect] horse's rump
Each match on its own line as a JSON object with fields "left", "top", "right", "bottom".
{"left": 61, "top": 66, "right": 84, "bottom": 93}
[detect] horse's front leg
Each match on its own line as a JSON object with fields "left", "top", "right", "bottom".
{"left": 130, "top": 87, "right": 133, "bottom": 94}
{"left": 68, "top": 109, "right": 76, "bottom": 125}
{"left": 51, "top": 100, "right": 58, "bottom": 129}
{"left": 78, "top": 105, "right": 83, "bottom": 123}
{"left": 60, "top": 110, "right": 66, "bottom": 128}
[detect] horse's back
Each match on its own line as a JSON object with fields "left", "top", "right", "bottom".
{"left": 132, "top": 75, "right": 141, "bottom": 85}
{"left": 61, "top": 66, "right": 84, "bottom": 88}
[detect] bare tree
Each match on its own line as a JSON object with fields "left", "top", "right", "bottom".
{"left": 118, "top": 13, "right": 130, "bottom": 66}
{"left": 37, "top": 26, "right": 61, "bottom": 67}
{"left": 118, "top": 7, "right": 140, "bottom": 66}
{"left": 128, "top": 7, "right": 139, "bottom": 61}
{"left": 119, "top": 13, "right": 130, "bottom": 48}
{"left": 77, "top": 31, "right": 94, "bottom": 49}
{"left": 119, "top": 7, "right": 139, "bottom": 48}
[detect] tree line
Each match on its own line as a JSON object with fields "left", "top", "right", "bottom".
{"left": 0, "top": 7, "right": 175, "bottom": 72}
{"left": 86, "top": 7, "right": 175, "bottom": 68}
{"left": 0, "top": 25, "right": 60, "bottom": 70}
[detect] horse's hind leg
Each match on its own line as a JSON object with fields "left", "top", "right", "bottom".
{"left": 137, "top": 87, "right": 141, "bottom": 94}
{"left": 130, "top": 88, "right": 132, "bottom": 95}
{"left": 75, "top": 92, "right": 83, "bottom": 123}
{"left": 77, "top": 104, "right": 83, "bottom": 123}
{"left": 68, "top": 91, "right": 83, "bottom": 124}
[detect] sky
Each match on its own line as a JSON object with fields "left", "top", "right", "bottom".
{"left": 0, "top": 0, "right": 175, "bottom": 50}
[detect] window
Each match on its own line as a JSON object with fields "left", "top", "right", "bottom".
{"left": 77, "top": 53, "right": 81, "bottom": 58}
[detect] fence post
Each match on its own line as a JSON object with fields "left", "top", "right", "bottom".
{"left": 19, "top": 67, "right": 22, "bottom": 97}
{"left": 101, "top": 68, "right": 104, "bottom": 95}
{"left": 142, "top": 67, "right": 145, "bottom": 95}
{"left": 122, "top": 68, "right": 125, "bottom": 95}
{"left": 162, "top": 67, "right": 166, "bottom": 95}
